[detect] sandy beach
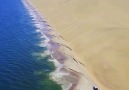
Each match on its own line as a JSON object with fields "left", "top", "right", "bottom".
{"left": 29, "top": 0, "right": 129, "bottom": 90}
{"left": 23, "top": 0, "right": 96, "bottom": 90}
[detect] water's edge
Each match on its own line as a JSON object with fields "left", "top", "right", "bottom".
{"left": 22, "top": 0, "right": 73, "bottom": 90}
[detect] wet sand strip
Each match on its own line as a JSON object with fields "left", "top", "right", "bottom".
{"left": 23, "top": 0, "right": 96, "bottom": 90}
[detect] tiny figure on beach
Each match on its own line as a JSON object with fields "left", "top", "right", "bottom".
{"left": 93, "top": 86, "right": 98, "bottom": 90}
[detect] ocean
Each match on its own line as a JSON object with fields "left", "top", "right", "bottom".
{"left": 0, "top": 0, "right": 62, "bottom": 90}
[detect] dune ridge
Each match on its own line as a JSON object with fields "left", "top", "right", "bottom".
{"left": 31, "top": 0, "right": 129, "bottom": 90}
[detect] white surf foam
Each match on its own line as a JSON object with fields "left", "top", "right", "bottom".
{"left": 22, "top": 1, "right": 72, "bottom": 90}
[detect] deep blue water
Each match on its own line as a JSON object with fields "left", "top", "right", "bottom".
{"left": 0, "top": 0, "right": 61, "bottom": 90}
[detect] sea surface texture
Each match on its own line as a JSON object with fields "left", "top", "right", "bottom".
{"left": 0, "top": 0, "right": 61, "bottom": 90}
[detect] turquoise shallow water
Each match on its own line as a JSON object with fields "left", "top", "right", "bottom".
{"left": 0, "top": 0, "right": 62, "bottom": 90}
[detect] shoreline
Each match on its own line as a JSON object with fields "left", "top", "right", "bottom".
{"left": 22, "top": 0, "right": 96, "bottom": 90}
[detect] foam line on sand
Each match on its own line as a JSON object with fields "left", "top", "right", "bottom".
{"left": 22, "top": 0, "right": 97, "bottom": 90}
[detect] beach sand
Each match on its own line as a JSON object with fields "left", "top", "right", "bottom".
{"left": 30, "top": 0, "right": 129, "bottom": 90}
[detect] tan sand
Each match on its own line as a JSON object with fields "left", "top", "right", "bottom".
{"left": 31, "top": 0, "right": 129, "bottom": 90}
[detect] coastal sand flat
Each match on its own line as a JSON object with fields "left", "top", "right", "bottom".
{"left": 31, "top": 0, "right": 129, "bottom": 90}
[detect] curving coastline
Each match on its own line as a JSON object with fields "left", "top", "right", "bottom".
{"left": 22, "top": 0, "right": 96, "bottom": 90}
